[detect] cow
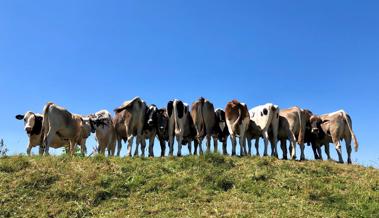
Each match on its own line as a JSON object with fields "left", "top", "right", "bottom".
{"left": 215, "top": 109, "right": 229, "bottom": 155}
{"left": 15, "top": 111, "right": 69, "bottom": 155}
{"left": 167, "top": 99, "right": 197, "bottom": 156}
{"left": 42, "top": 102, "right": 99, "bottom": 155}
{"left": 225, "top": 100, "right": 250, "bottom": 156}
{"left": 309, "top": 110, "right": 359, "bottom": 164}
{"left": 156, "top": 108, "right": 169, "bottom": 157}
{"left": 191, "top": 97, "right": 218, "bottom": 154}
{"left": 92, "top": 110, "right": 116, "bottom": 156}
{"left": 142, "top": 104, "right": 158, "bottom": 157}
{"left": 113, "top": 97, "right": 147, "bottom": 157}
{"left": 247, "top": 103, "right": 279, "bottom": 157}
{"left": 275, "top": 106, "right": 308, "bottom": 160}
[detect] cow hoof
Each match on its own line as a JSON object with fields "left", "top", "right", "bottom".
{"left": 177, "top": 153, "right": 182, "bottom": 157}
{"left": 348, "top": 159, "right": 352, "bottom": 164}
{"left": 282, "top": 156, "right": 288, "bottom": 160}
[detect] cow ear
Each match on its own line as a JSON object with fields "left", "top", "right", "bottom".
{"left": 167, "top": 101, "right": 173, "bottom": 117}
{"left": 16, "top": 114, "right": 24, "bottom": 120}
{"left": 322, "top": 119, "right": 329, "bottom": 124}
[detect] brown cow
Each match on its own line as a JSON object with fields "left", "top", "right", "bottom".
{"left": 42, "top": 102, "right": 99, "bottom": 155}
{"left": 113, "top": 97, "right": 147, "bottom": 157}
{"left": 310, "top": 110, "right": 359, "bottom": 164}
{"left": 276, "top": 106, "right": 308, "bottom": 160}
{"left": 225, "top": 100, "right": 250, "bottom": 156}
{"left": 191, "top": 97, "right": 218, "bottom": 154}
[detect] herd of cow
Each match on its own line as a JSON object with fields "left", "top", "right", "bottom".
{"left": 15, "top": 97, "right": 359, "bottom": 164}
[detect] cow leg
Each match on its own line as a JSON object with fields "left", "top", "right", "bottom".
{"left": 206, "top": 135, "right": 211, "bottom": 153}
{"left": 126, "top": 136, "right": 133, "bottom": 157}
{"left": 345, "top": 137, "right": 352, "bottom": 164}
{"left": 299, "top": 142, "right": 305, "bottom": 161}
{"left": 69, "top": 140, "right": 76, "bottom": 156}
{"left": 280, "top": 139, "right": 287, "bottom": 160}
{"left": 230, "top": 135, "right": 237, "bottom": 156}
{"left": 116, "top": 138, "right": 122, "bottom": 157}
{"left": 261, "top": 131, "right": 271, "bottom": 157}
{"left": 194, "top": 139, "right": 199, "bottom": 155}
{"left": 312, "top": 143, "right": 319, "bottom": 159}
{"left": 269, "top": 135, "right": 278, "bottom": 158}
{"left": 44, "top": 130, "right": 56, "bottom": 155}
{"left": 159, "top": 139, "right": 166, "bottom": 157}
{"left": 213, "top": 136, "right": 218, "bottom": 153}
{"left": 38, "top": 145, "right": 44, "bottom": 156}
{"left": 26, "top": 143, "right": 32, "bottom": 156}
{"left": 255, "top": 137, "right": 260, "bottom": 156}
{"left": 333, "top": 137, "right": 344, "bottom": 163}
{"left": 324, "top": 143, "right": 331, "bottom": 160}
{"left": 137, "top": 135, "right": 144, "bottom": 157}
{"left": 247, "top": 138, "right": 252, "bottom": 156}
{"left": 168, "top": 133, "right": 174, "bottom": 157}
{"left": 177, "top": 136, "right": 183, "bottom": 157}
{"left": 193, "top": 139, "right": 198, "bottom": 155}
{"left": 148, "top": 135, "right": 155, "bottom": 157}
{"left": 188, "top": 141, "right": 192, "bottom": 155}
{"left": 317, "top": 145, "right": 323, "bottom": 160}
{"left": 289, "top": 133, "right": 297, "bottom": 160}
{"left": 222, "top": 141, "right": 228, "bottom": 155}
{"left": 240, "top": 134, "right": 247, "bottom": 156}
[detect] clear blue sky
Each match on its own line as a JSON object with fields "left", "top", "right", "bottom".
{"left": 1, "top": 1, "right": 378, "bottom": 166}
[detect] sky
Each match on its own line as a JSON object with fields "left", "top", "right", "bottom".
{"left": 0, "top": 1, "right": 378, "bottom": 167}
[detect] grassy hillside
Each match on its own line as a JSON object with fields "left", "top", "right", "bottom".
{"left": 0, "top": 155, "right": 378, "bottom": 218}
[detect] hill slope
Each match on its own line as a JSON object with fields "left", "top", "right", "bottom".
{"left": 0, "top": 155, "right": 378, "bottom": 217}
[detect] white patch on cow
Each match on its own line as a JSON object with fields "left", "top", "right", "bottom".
{"left": 249, "top": 103, "right": 275, "bottom": 131}
{"left": 219, "top": 121, "right": 226, "bottom": 132}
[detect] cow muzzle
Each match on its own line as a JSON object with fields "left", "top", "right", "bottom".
{"left": 148, "top": 119, "right": 154, "bottom": 126}
{"left": 25, "top": 127, "right": 32, "bottom": 134}
{"left": 311, "top": 128, "right": 319, "bottom": 134}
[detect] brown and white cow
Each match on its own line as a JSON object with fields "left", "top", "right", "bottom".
{"left": 42, "top": 102, "right": 99, "bottom": 155}
{"left": 225, "top": 100, "right": 250, "bottom": 156}
{"left": 92, "top": 110, "right": 116, "bottom": 156}
{"left": 156, "top": 108, "right": 169, "bottom": 157}
{"left": 15, "top": 111, "right": 69, "bottom": 155}
{"left": 191, "top": 97, "right": 218, "bottom": 154}
{"left": 247, "top": 103, "right": 279, "bottom": 157}
{"left": 113, "top": 97, "right": 147, "bottom": 157}
{"left": 310, "top": 110, "right": 359, "bottom": 164}
{"left": 215, "top": 108, "right": 229, "bottom": 155}
{"left": 167, "top": 99, "right": 197, "bottom": 156}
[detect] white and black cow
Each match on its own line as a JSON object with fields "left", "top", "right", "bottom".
{"left": 167, "top": 99, "right": 197, "bottom": 156}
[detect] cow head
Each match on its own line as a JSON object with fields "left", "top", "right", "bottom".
{"left": 156, "top": 108, "right": 169, "bottom": 134}
{"left": 309, "top": 115, "right": 322, "bottom": 135}
{"left": 146, "top": 104, "right": 158, "bottom": 127}
{"left": 15, "top": 111, "right": 43, "bottom": 135}
{"left": 215, "top": 109, "right": 226, "bottom": 131}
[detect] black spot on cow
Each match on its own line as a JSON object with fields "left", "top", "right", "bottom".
{"left": 260, "top": 112, "right": 263, "bottom": 116}
{"left": 176, "top": 101, "right": 184, "bottom": 119}
{"left": 31, "top": 115, "right": 43, "bottom": 135}
{"left": 263, "top": 108, "right": 268, "bottom": 115}
{"left": 167, "top": 101, "right": 173, "bottom": 117}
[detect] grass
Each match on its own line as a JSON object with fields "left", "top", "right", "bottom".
{"left": 0, "top": 154, "right": 378, "bottom": 217}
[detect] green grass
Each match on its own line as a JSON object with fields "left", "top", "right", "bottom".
{"left": 0, "top": 154, "right": 378, "bottom": 217}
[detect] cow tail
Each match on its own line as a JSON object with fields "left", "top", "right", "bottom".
{"left": 231, "top": 108, "right": 242, "bottom": 131}
{"left": 341, "top": 111, "right": 359, "bottom": 152}
{"left": 42, "top": 102, "right": 53, "bottom": 144}
{"left": 198, "top": 101, "right": 205, "bottom": 137}
{"left": 296, "top": 107, "right": 304, "bottom": 145}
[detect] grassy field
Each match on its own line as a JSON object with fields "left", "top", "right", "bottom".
{"left": 0, "top": 154, "right": 378, "bottom": 218}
